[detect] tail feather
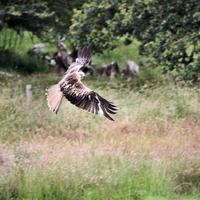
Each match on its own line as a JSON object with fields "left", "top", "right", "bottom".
{"left": 46, "top": 84, "right": 63, "bottom": 114}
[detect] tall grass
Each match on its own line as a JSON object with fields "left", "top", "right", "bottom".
{"left": 1, "top": 75, "right": 200, "bottom": 142}
{"left": 0, "top": 74, "right": 200, "bottom": 199}
{"left": 0, "top": 157, "right": 199, "bottom": 200}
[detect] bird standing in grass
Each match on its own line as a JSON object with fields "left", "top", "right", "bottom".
{"left": 46, "top": 46, "right": 117, "bottom": 121}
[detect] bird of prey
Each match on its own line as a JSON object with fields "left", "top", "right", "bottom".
{"left": 46, "top": 46, "right": 117, "bottom": 121}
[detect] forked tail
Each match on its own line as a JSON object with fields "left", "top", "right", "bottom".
{"left": 46, "top": 84, "right": 63, "bottom": 114}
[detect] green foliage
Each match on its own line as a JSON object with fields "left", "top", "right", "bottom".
{"left": 131, "top": 0, "right": 200, "bottom": 81}
{"left": 0, "top": 159, "right": 186, "bottom": 200}
{"left": 0, "top": 0, "right": 84, "bottom": 44}
{"left": 0, "top": 0, "right": 199, "bottom": 79}
{"left": 0, "top": 49, "right": 48, "bottom": 73}
{"left": 0, "top": 30, "right": 58, "bottom": 73}
{"left": 93, "top": 39, "right": 141, "bottom": 66}
{"left": 0, "top": 158, "right": 199, "bottom": 200}
{"left": 1, "top": 1, "right": 53, "bottom": 38}
{"left": 70, "top": 0, "right": 200, "bottom": 81}
{"left": 70, "top": 0, "right": 134, "bottom": 52}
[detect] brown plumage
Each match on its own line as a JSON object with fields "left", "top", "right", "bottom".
{"left": 46, "top": 46, "right": 117, "bottom": 121}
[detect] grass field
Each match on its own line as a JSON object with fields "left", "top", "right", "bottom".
{"left": 0, "top": 73, "right": 200, "bottom": 200}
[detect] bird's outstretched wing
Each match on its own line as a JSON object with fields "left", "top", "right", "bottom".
{"left": 67, "top": 46, "right": 92, "bottom": 73}
{"left": 61, "top": 80, "right": 117, "bottom": 121}
{"left": 76, "top": 46, "right": 92, "bottom": 65}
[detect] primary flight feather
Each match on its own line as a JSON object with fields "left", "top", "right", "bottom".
{"left": 46, "top": 46, "right": 117, "bottom": 121}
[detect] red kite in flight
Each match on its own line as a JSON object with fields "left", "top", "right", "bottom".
{"left": 46, "top": 46, "right": 117, "bottom": 120}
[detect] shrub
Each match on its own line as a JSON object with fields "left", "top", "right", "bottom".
{"left": 0, "top": 49, "right": 48, "bottom": 74}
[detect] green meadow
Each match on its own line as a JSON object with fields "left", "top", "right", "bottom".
{"left": 0, "top": 69, "right": 200, "bottom": 200}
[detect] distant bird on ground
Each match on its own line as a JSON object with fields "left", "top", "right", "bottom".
{"left": 46, "top": 46, "right": 117, "bottom": 121}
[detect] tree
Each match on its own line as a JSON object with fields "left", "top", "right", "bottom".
{"left": 69, "top": 0, "right": 134, "bottom": 52}
{"left": 0, "top": 0, "right": 84, "bottom": 43}
{"left": 0, "top": 0, "right": 85, "bottom": 73}
{"left": 70, "top": 0, "right": 200, "bottom": 81}
{"left": 131, "top": 0, "right": 200, "bottom": 81}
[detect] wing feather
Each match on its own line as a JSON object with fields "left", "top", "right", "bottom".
{"left": 61, "top": 80, "right": 117, "bottom": 121}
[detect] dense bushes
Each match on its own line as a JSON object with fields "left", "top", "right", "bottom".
{"left": 70, "top": 0, "right": 200, "bottom": 81}
{"left": 0, "top": 0, "right": 84, "bottom": 39}
{"left": 132, "top": 0, "right": 200, "bottom": 81}
{"left": 0, "top": 49, "right": 48, "bottom": 73}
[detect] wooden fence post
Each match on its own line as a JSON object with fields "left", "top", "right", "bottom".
{"left": 26, "top": 84, "right": 32, "bottom": 105}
